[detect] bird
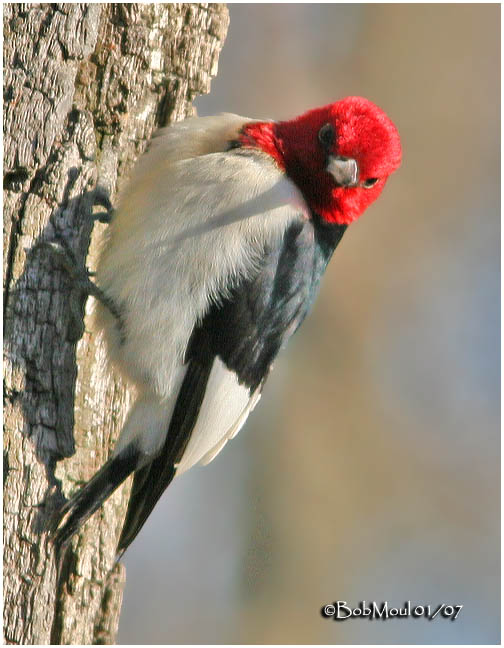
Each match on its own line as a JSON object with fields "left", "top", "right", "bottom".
{"left": 53, "top": 96, "right": 402, "bottom": 557}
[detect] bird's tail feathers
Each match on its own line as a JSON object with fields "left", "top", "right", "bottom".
{"left": 52, "top": 445, "right": 139, "bottom": 550}
{"left": 116, "top": 356, "right": 214, "bottom": 556}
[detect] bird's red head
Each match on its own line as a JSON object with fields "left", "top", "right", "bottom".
{"left": 240, "top": 97, "right": 402, "bottom": 225}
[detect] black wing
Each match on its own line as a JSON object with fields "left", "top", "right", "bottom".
{"left": 195, "top": 218, "right": 346, "bottom": 392}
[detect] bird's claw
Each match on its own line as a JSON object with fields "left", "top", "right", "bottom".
{"left": 91, "top": 186, "right": 115, "bottom": 223}
{"left": 35, "top": 240, "right": 102, "bottom": 341}
{"left": 93, "top": 210, "right": 114, "bottom": 224}
{"left": 35, "top": 239, "right": 123, "bottom": 341}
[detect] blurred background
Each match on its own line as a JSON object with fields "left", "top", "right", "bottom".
{"left": 118, "top": 4, "right": 499, "bottom": 644}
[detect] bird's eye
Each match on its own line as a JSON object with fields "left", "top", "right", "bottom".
{"left": 363, "top": 177, "right": 379, "bottom": 188}
{"left": 318, "top": 123, "right": 335, "bottom": 149}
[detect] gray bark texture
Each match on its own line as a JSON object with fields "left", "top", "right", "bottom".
{"left": 3, "top": 4, "right": 229, "bottom": 644}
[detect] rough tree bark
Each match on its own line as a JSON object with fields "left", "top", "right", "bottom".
{"left": 3, "top": 4, "right": 229, "bottom": 644}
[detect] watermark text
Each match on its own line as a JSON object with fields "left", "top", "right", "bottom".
{"left": 321, "top": 600, "right": 463, "bottom": 621}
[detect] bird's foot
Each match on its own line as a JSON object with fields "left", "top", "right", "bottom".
{"left": 91, "top": 185, "right": 115, "bottom": 224}
{"left": 35, "top": 239, "right": 120, "bottom": 341}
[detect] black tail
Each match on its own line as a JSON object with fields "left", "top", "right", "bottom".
{"left": 116, "top": 351, "right": 213, "bottom": 555}
{"left": 55, "top": 339, "right": 214, "bottom": 556}
{"left": 116, "top": 456, "right": 176, "bottom": 557}
{"left": 53, "top": 446, "right": 139, "bottom": 549}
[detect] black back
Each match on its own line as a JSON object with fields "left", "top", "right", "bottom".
{"left": 188, "top": 217, "right": 346, "bottom": 391}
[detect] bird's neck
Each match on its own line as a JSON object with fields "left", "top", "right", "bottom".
{"left": 239, "top": 121, "right": 285, "bottom": 171}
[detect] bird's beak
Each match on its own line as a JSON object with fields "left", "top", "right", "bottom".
{"left": 326, "top": 155, "right": 358, "bottom": 188}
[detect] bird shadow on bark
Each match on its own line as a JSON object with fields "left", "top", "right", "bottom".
{"left": 5, "top": 173, "right": 112, "bottom": 538}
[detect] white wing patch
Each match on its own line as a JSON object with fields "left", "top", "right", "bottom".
{"left": 174, "top": 358, "right": 261, "bottom": 476}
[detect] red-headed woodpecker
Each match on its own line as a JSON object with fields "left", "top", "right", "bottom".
{"left": 54, "top": 97, "right": 402, "bottom": 555}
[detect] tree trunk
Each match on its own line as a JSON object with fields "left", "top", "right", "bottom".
{"left": 3, "top": 4, "right": 229, "bottom": 644}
